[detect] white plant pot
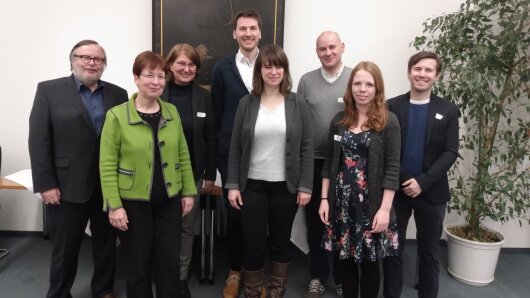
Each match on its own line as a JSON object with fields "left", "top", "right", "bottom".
{"left": 444, "top": 223, "right": 505, "bottom": 286}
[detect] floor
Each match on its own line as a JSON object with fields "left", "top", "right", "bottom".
{"left": 0, "top": 234, "right": 528, "bottom": 298}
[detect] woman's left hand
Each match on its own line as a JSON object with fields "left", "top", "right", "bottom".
{"left": 370, "top": 208, "right": 390, "bottom": 234}
{"left": 181, "top": 196, "right": 194, "bottom": 216}
{"left": 297, "top": 191, "right": 311, "bottom": 207}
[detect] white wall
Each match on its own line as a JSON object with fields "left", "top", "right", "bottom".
{"left": 1, "top": 0, "right": 528, "bottom": 248}
{"left": 0, "top": 0, "right": 152, "bottom": 231}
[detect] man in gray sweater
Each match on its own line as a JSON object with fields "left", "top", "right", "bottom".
{"left": 297, "top": 31, "right": 352, "bottom": 298}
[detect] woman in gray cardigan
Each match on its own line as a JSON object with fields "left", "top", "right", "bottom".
{"left": 225, "top": 45, "right": 313, "bottom": 297}
{"left": 318, "top": 61, "right": 400, "bottom": 298}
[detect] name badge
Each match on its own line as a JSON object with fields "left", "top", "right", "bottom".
{"left": 197, "top": 112, "right": 206, "bottom": 118}
{"left": 435, "top": 113, "right": 443, "bottom": 120}
{"left": 334, "top": 134, "right": 342, "bottom": 141}
{"left": 338, "top": 97, "right": 344, "bottom": 103}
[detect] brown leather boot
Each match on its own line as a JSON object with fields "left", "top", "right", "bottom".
{"left": 267, "top": 262, "right": 289, "bottom": 298}
{"left": 242, "top": 268, "right": 265, "bottom": 298}
{"left": 222, "top": 270, "right": 241, "bottom": 298}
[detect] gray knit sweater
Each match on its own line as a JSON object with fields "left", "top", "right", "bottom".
{"left": 296, "top": 66, "right": 353, "bottom": 159}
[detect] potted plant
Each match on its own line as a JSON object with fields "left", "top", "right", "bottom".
{"left": 411, "top": 0, "right": 529, "bottom": 286}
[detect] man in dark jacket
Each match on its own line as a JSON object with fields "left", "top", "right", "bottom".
{"left": 210, "top": 9, "right": 261, "bottom": 298}
{"left": 383, "top": 51, "right": 459, "bottom": 298}
{"left": 29, "top": 40, "right": 128, "bottom": 298}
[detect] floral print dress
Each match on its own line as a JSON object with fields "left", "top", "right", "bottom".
{"left": 323, "top": 130, "right": 399, "bottom": 262}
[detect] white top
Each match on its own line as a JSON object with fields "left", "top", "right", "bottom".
{"left": 235, "top": 49, "right": 258, "bottom": 93}
{"left": 410, "top": 98, "right": 431, "bottom": 104}
{"left": 248, "top": 102, "right": 286, "bottom": 181}
{"left": 321, "top": 62, "right": 345, "bottom": 83}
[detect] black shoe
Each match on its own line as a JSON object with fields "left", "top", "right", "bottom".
{"left": 181, "top": 279, "right": 191, "bottom": 298}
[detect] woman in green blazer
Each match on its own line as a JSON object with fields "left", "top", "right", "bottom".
{"left": 100, "top": 51, "right": 197, "bottom": 298}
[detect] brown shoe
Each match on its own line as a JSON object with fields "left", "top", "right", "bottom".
{"left": 101, "top": 293, "right": 117, "bottom": 298}
{"left": 222, "top": 270, "right": 241, "bottom": 298}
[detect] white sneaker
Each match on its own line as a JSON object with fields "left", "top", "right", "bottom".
{"left": 336, "top": 283, "right": 343, "bottom": 297}
{"left": 304, "top": 278, "right": 325, "bottom": 298}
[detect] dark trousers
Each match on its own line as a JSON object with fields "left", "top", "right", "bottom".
{"left": 218, "top": 154, "right": 243, "bottom": 271}
{"left": 333, "top": 253, "right": 380, "bottom": 298}
{"left": 305, "top": 159, "right": 335, "bottom": 283}
{"left": 120, "top": 196, "right": 182, "bottom": 298}
{"left": 46, "top": 187, "right": 116, "bottom": 298}
{"left": 383, "top": 193, "right": 446, "bottom": 298}
{"left": 240, "top": 179, "right": 298, "bottom": 271}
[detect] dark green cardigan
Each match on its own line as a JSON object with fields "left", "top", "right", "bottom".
{"left": 321, "top": 111, "right": 401, "bottom": 224}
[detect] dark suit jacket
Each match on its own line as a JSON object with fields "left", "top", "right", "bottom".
{"left": 29, "top": 75, "right": 128, "bottom": 203}
{"left": 387, "top": 92, "right": 459, "bottom": 204}
{"left": 210, "top": 54, "right": 250, "bottom": 156}
{"left": 225, "top": 92, "right": 314, "bottom": 194}
{"left": 161, "top": 82, "right": 217, "bottom": 181}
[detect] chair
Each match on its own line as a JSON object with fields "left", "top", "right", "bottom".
{"left": 0, "top": 145, "right": 10, "bottom": 259}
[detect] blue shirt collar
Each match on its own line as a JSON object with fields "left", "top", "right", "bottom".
{"left": 72, "top": 75, "right": 104, "bottom": 92}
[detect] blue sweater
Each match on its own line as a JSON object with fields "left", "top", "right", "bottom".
{"left": 402, "top": 103, "right": 429, "bottom": 176}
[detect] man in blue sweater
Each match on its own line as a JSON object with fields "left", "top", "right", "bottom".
{"left": 210, "top": 9, "right": 262, "bottom": 298}
{"left": 384, "top": 51, "right": 459, "bottom": 298}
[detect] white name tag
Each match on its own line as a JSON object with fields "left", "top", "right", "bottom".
{"left": 435, "top": 113, "right": 443, "bottom": 120}
{"left": 334, "top": 134, "right": 342, "bottom": 141}
{"left": 197, "top": 112, "right": 206, "bottom": 118}
{"left": 338, "top": 97, "right": 344, "bottom": 103}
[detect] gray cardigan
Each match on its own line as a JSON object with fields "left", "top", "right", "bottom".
{"left": 225, "top": 92, "right": 314, "bottom": 194}
{"left": 321, "top": 111, "right": 401, "bottom": 223}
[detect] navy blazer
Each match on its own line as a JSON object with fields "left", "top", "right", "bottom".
{"left": 161, "top": 82, "right": 218, "bottom": 181}
{"left": 387, "top": 92, "right": 459, "bottom": 204}
{"left": 225, "top": 92, "right": 314, "bottom": 194}
{"left": 29, "top": 75, "right": 128, "bottom": 203}
{"left": 210, "top": 54, "right": 250, "bottom": 156}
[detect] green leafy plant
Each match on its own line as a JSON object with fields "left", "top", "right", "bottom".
{"left": 412, "top": 0, "right": 530, "bottom": 241}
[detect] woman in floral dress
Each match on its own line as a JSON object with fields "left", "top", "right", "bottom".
{"left": 318, "top": 61, "right": 401, "bottom": 298}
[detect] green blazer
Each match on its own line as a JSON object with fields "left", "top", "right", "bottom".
{"left": 100, "top": 93, "right": 197, "bottom": 210}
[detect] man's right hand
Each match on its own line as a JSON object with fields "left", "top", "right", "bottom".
{"left": 41, "top": 188, "right": 61, "bottom": 205}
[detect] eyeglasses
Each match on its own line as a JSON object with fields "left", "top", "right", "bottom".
{"left": 73, "top": 55, "right": 105, "bottom": 65}
{"left": 174, "top": 61, "right": 197, "bottom": 70}
{"left": 140, "top": 73, "right": 166, "bottom": 81}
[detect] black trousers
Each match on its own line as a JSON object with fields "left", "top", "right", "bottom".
{"left": 383, "top": 193, "right": 446, "bottom": 298}
{"left": 218, "top": 154, "right": 243, "bottom": 271}
{"left": 333, "top": 253, "right": 380, "bottom": 298}
{"left": 305, "top": 159, "right": 336, "bottom": 283}
{"left": 46, "top": 187, "right": 116, "bottom": 298}
{"left": 240, "top": 179, "right": 298, "bottom": 271}
{"left": 120, "top": 196, "right": 182, "bottom": 298}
